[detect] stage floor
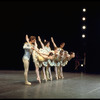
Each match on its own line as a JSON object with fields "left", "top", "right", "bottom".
{"left": 0, "top": 70, "right": 100, "bottom": 99}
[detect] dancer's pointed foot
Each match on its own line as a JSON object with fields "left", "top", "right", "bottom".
{"left": 25, "top": 81, "right": 31, "bottom": 85}
{"left": 44, "top": 76, "right": 47, "bottom": 82}
{"left": 56, "top": 76, "right": 58, "bottom": 80}
{"left": 58, "top": 75, "right": 61, "bottom": 79}
{"left": 50, "top": 76, "right": 52, "bottom": 81}
{"left": 61, "top": 75, "right": 64, "bottom": 79}
{"left": 37, "top": 77, "right": 41, "bottom": 83}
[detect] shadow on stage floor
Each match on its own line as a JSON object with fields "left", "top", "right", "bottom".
{"left": 0, "top": 70, "right": 100, "bottom": 99}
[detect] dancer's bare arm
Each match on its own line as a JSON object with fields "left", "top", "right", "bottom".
{"left": 51, "top": 37, "right": 57, "bottom": 48}
{"left": 26, "top": 34, "right": 29, "bottom": 43}
{"left": 23, "top": 35, "right": 34, "bottom": 50}
{"left": 35, "top": 49, "right": 53, "bottom": 60}
{"left": 38, "top": 36, "right": 44, "bottom": 49}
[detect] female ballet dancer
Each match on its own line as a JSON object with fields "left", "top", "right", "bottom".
{"left": 38, "top": 36, "right": 53, "bottom": 81}
{"left": 22, "top": 35, "right": 35, "bottom": 85}
{"left": 59, "top": 51, "right": 75, "bottom": 79}
{"left": 51, "top": 37, "right": 65, "bottom": 80}
{"left": 38, "top": 36, "right": 54, "bottom": 81}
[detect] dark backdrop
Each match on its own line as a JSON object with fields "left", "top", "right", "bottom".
{"left": 0, "top": 1, "right": 99, "bottom": 73}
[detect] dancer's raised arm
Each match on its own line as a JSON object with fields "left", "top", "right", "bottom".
{"left": 26, "top": 34, "right": 29, "bottom": 43}
{"left": 23, "top": 35, "right": 32, "bottom": 49}
{"left": 51, "top": 37, "right": 57, "bottom": 48}
{"left": 24, "top": 34, "right": 34, "bottom": 50}
{"left": 38, "top": 36, "right": 44, "bottom": 49}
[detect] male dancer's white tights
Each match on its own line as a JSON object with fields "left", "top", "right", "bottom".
{"left": 23, "top": 59, "right": 31, "bottom": 85}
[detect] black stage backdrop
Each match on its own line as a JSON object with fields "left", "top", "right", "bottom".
{"left": 0, "top": 1, "right": 99, "bottom": 73}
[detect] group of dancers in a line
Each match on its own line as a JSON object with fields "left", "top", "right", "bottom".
{"left": 22, "top": 35, "right": 75, "bottom": 85}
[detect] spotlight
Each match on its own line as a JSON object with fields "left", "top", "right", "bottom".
{"left": 82, "top": 34, "right": 86, "bottom": 38}
{"left": 82, "top": 25, "right": 86, "bottom": 29}
{"left": 83, "top": 8, "right": 86, "bottom": 12}
{"left": 82, "top": 17, "right": 86, "bottom": 21}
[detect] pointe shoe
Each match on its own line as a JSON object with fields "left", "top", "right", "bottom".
{"left": 25, "top": 81, "right": 31, "bottom": 85}
{"left": 61, "top": 75, "right": 64, "bottom": 79}
{"left": 56, "top": 76, "right": 58, "bottom": 80}
{"left": 42, "top": 78, "right": 45, "bottom": 81}
{"left": 58, "top": 75, "right": 61, "bottom": 79}
{"left": 45, "top": 78, "right": 47, "bottom": 82}
{"left": 47, "top": 77, "right": 50, "bottom": 81}
{"left": 50, "top": 76, "right": 52, "bottom": 81}
{"left": 44, "top": 76, "right": 47, "bottom": 82}
{"left": 37, "top": 77, "right": 41, "bottom": 83}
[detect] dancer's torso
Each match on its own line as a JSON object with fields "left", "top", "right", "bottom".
{"left": 23, "top": 42, "right": 34, "bottom": 60}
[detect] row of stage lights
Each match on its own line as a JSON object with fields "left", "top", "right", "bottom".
{"left": 82, "top": 8, "right": 86, "bottom": 39}
{"left": 81, "top": 8, "right": 86, "bottom": 67}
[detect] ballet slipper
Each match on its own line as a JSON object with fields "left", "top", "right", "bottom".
{"left": 45, "top": 78, "right": 47, "bottom": 82}
{"left": 56, "top": 76, "right": 58, "bottom": 80}
{"left": 37, "top": 77, "right": 41, "bottom": 83}
{"left": 50, "top": 76, "right": 52, "bottom": 81}
{"left": 62, "top": 76, "right": 64, "bottom": 79}
{"left": 25, "top": 81, "right": 31, "bottom": 85}
{"left": 58, "top": 75, "right": 61, "bottom": 79}
{"left": 58, "top": 74, "right": 62, "bottom": 79}
{"left": 44, "top": 75, "right": 47, "bottom": 82}
{"left": 61, "top": 75, "right": 64, "bottom": 79}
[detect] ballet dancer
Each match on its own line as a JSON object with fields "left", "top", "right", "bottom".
{"left": 38, "top": 36, "right": 54, "bottom": 81}
{"left": 51, "top": 37, "right": 65, "bottom": 80}
{"left": 59, "top": 51, "right": 75, "bottom": 79}
{"left": 38, "top": 36, "right": 53, "bottom": 81}
{"left": 22, "top": 35, "right": 35, "bottom": 85}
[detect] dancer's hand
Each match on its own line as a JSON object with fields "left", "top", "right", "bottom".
{"left": 38, "top": 36, "right": 41, "bottom": 42}
{"left": 44, "top": 39, "right": 46, "bottom": 42}
{"left": 26, "top": 34, "right": 29, "bottom": 43}
{"left": 51, "top": 37, "right": 53, "bottom": 41}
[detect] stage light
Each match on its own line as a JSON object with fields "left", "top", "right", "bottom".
{"left": 83, "top": 8, "right": 86, "bottom": 12}
{"left": 82, "top": 34, "right": 86, "bottom": 38}
{"left": 82, "top": 17, "right": 86, "bottom": 21}
{"left": 82, "top": 25, "right": 86, "bottom": 29}
{"left": 81, "top": 64, "right": 84, "bottom": 67}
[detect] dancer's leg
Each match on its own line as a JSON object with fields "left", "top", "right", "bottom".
{"left": 46, "top": 66, "right": 50, "bottom": 80}
{"left": 23, "top": 59, "right": 31, "bottom": 85}
{"left": 60, "top": 66, "right": 64, "bottom": 79}
{"left": 55, "top": 66, "right": 58, "bottom": 80}
{"left": 35, "top": 66, "right": 41, "bottom": 83}
{"left": 41, "top": 68, "right": 44, "bottom": 80}
{"left": 42, "top": 66, "right": 47, "bottom": 82}
{"left": 48, "top": 67, "right": 52, "bottom": 81}
{"left": 58, "top": 67, "right": 61, "bottom": 79}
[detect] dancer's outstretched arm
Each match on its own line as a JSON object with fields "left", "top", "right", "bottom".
{"left": 38, "top": 36, "right": 44, "bottom": 49}
{"left": 35, "top": 49, "right": 54, "bottom": 60}
{"left": 51, "top": 37, "right": 57, "bottom": 48}
{"left": 23, "top": 35, "right": 33, "bottom": 49}
{"left": 24, "top": 34, "right": 34, "bottom": 50}
{"left": 26, "top": 34, "right": 30, "bottom": 43}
